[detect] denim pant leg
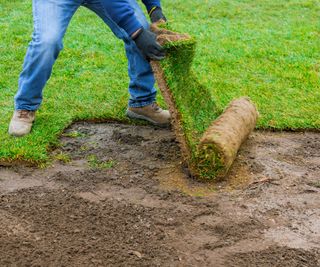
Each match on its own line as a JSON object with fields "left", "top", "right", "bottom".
{"left": 14, "top": 0, "right": 81, "bottom": 111}
{"left": 84, "top": 0, "right": 157, "bottom": 108}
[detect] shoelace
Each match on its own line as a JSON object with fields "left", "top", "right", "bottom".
{"left": 151, "top": 102, "right": 161, "bottom": 111}
{"left": 17, "top": 110, "right": 32, "bottom": 119}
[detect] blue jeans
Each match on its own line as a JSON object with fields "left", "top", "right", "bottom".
{"left": 15, "top": 0, "right": 157, "bottom": 110}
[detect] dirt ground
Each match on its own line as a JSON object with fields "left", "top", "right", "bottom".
{"left": 0, "top": 122, "right": 319, "bottom": 266}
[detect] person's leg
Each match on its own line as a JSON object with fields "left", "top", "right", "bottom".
{"left": 83, "top": 0, "right": 157, "bottom": 108}
{"left": 9, "top": 0, "right": 81, "bottom": 136}
{"left": 82, "top": 0, "right": 170, "bottom": 126}
{"left": 124, "top": 0, "right": 157, "bottom": 108}
{"left": 14, "top": 0, "right": 81, "bottom": 111}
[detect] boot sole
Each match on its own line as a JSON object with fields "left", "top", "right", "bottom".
{"left": 8, "top": 122, "right": 33, "bottom": 137}
{"left": 126, "top": 110, "right": 170, "bottom": 128}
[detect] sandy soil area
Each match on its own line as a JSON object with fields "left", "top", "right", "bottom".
{"left": 0, "top": 122, "right": 319, "bottom": 266}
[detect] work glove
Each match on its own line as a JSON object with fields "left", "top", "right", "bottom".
{"left": 133, "top": 28, "right": 165, "bottom": 61}
{"left": 149, "top": 7, "right": 167, "bottom": 23}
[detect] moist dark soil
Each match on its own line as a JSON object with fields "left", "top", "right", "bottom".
{"left": 0, "top": 122, "right": 319, "bottom": 266}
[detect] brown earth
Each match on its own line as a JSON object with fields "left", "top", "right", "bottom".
{"left": 0, "top": 122, "right": 319, "bottom": 266}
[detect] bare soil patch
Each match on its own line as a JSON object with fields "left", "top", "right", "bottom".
{"left": 0, "top": 122, "right": 319, "bottom": 266}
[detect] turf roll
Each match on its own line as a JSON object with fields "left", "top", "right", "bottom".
{"left": 197, "top": 97, "right": 258, "bottom": 179}
{"left": 150, "top": 23, "right": 259, "bottom": 180}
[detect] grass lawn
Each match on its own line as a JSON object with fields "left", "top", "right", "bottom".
{"left": 0, "top": 0, "right": 319, "bottom": 164}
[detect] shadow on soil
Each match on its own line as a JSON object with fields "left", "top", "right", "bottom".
{"left": 0, "top": 122, "right": 319, "bottom": 266}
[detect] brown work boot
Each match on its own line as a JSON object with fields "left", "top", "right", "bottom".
{"left": 126, "top": 102, "right": 171, "bottom": 126}
{"left": 8, "top": 110, "right": 36, "bottom": 137}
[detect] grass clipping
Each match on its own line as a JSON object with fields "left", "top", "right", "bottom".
{"left": 150, "top": 23, "right": 259, "bottom": 181}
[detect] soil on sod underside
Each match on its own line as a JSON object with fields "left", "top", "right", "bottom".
{"left": 0, "top": 122, "right": 319, "bottom": 266}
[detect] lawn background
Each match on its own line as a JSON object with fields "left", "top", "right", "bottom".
{"left": 0, "top": 0, "right": 319, "bottom": 163}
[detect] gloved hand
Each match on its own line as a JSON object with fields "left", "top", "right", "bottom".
{"left": 149, "top": 7, "right": 167, "bottom": 23}
{"left": 133, "top": 28, "right": 165, "bottom": 61}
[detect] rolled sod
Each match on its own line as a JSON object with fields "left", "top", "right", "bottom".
{"left": 197, "top": 97, "right": 258, "bottom": 179}
{"left": 150, "top": 24, "right": 259, "bottom": 180}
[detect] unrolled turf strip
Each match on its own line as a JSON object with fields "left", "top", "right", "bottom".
{"left": 151, "top": 24, "right": 259, "bottom": 180}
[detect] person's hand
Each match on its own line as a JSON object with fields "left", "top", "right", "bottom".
{"left": 132, "top": 28, "right": 165, "bottom": 61}
{"left": 149, "top": 7, "right": 167, "bottom": 23}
